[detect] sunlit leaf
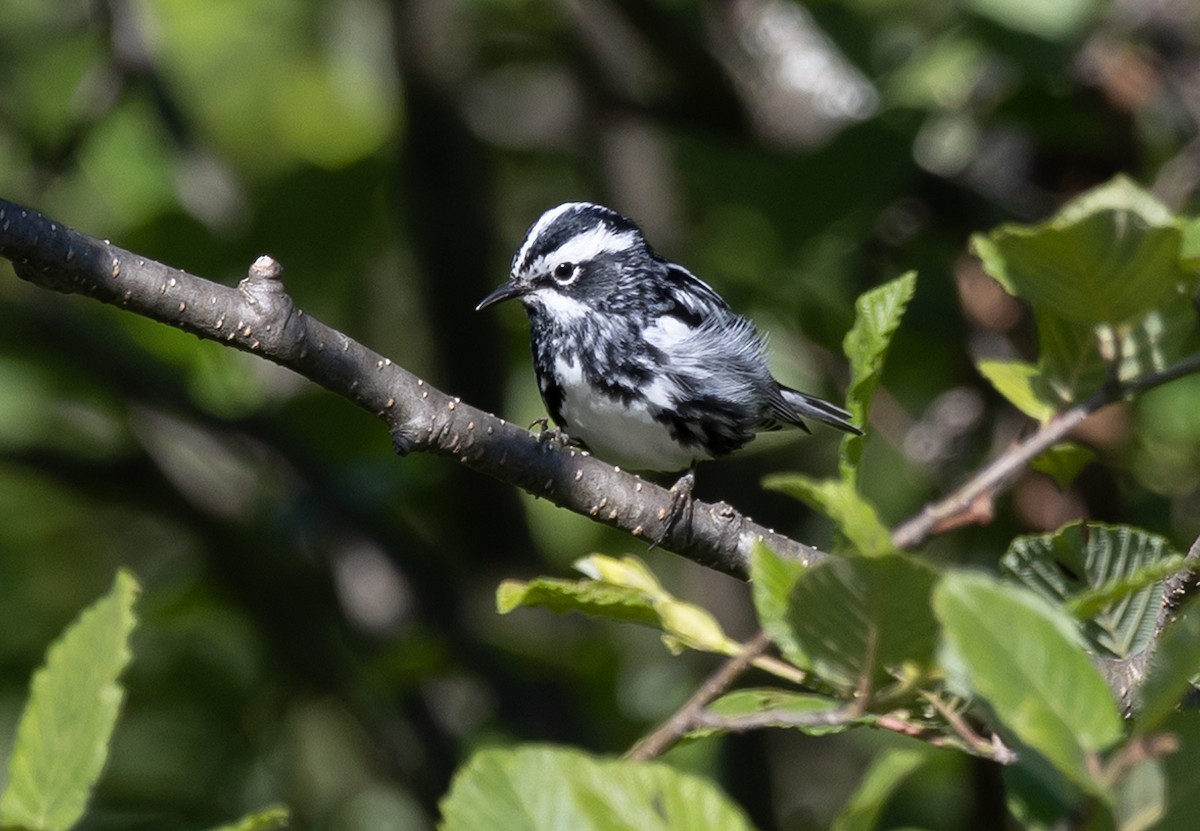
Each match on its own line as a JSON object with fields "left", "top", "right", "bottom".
{"left": 439, "top": 745, "right": 755, "bottom": 831}
{"left": 974, "top": 177, "right": 1181, "bottom": 325}
{"left": 499, "top": 556, "right": 738, "bottom": 656}
{"left": 972, "top": 176, "right": 1199, "bottom": 408}
{"left": 934, "top": 572, "right": 1122, "bottom": 793}
{"left": 496, "top": 578, "right": 661, "bottom": 627}
{"left": 1001, "top": 522, "right": 1183, "bottom": 658}
{"left": 763, "top": 476, "right": 895, "bottom": 557}
{"left": 0, "top": 571, "right": 139, "bottom": 831}
{"left": 976, "top": 359, "right": 1056, "bottom": 422}
{"left": 840, "top": 271, "right": 917, "bottom": 482}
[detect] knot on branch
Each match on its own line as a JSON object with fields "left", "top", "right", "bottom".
{"left": 236, "top": 255, "right": 296, "bottom": 350}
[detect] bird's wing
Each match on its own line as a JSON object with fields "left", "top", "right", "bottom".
{"left": 662, "top": 263, "right": 729, "bottom": 323}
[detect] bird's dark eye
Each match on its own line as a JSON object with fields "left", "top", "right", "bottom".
{"left": 552, "top": 261, "right": 576, "bottom": 284}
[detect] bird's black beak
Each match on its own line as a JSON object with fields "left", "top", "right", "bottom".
{"left": 476, "top": 280, "right": 532, "bottom": 311}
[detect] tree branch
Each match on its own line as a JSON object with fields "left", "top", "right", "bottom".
{"left": 0, "top": 197, "right": 829, "bottom": 578}
{"left": 1100, "top": 532, "right": 1200, "bottom": 714}
{"left": 625, "top": 632, "right": 774, "bottom": 761}
{"left": 892, "top": 355, "right": 1200, "bottom": 549}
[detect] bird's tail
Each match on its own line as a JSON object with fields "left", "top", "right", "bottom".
{"left": 778, "top": 386, "right": 863, "bottom": 436}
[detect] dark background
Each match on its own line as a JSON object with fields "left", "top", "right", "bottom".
{"left": 1, "top": 0, "right": 1198, "bottom": 828}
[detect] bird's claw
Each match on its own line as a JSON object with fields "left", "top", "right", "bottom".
{"left": 649, "top": 469, "right": 696, "bottom": 550}
{"left": 530, "top": 418, "right": 576, "bottom": 450}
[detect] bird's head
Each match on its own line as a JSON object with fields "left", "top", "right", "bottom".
{"left": 476, "top": 202, "right": 654, "bottom": 320}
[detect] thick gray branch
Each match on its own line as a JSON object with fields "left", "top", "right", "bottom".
{"left": 0, "top": 197, "right": 827, "bottom": 578}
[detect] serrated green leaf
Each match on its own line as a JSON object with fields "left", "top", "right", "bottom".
{"left": 749, "top": 543, "right": 809, "bottom": 668}
{"left": 1067, "top": 556, "right": 1187, "bottom": 620}
{"left": 0, "top": 570, "right": 139, "bottom": 831}
{"left": 1030, "top": 443, "right": 1096, "bottom": 489}
{"left": 496, "top": 578, "right": 662, "bottom": 627}
{"left": 972, "top": 176, "right": 1200, "bottom": 409}
{"left": 438, "top": 745, "right": 756, "bottom": 831}
{"left": 832, "top": 748, "right": 929, "bottom": 831}
{"left": 764, "top": 476, "right": 895, "bottom": 557}
{"left": 840, "top": 271, "right": 917, "bottom": 482}
{"left": 934, "top": 572, "right": 1122, "bottom": 793}
{"left": 1001, "top": 522, "right": 1182, "bottom": 658}
{"left": 691, "top": 689, "right": 848, "bottom": 739}
{"left": 1137, "top": 595, "right": 1200, "bottom": 732}
{"left": 208, "top": 805, "right": 290, "bottom": 831}
{"left": 973, "top": 177, "right": 1181, "bottom": 325}
{"left": 976, "top": 359, "right": 1057, "bottom": 421}
{"left": 786, "top": 555, "right": 940, "bottom": 695}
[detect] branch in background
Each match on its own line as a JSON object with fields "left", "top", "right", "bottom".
{"left": 0, "top": 197, "right": 829, "bottom": 579}
{"left": 891, "top": 353, "right": 1200, "bottom": 550}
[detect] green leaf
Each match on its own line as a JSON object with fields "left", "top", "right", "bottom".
{"left": 840, "top": 271, "right": 917, "bottom": 482}
{"left": 934, "top": 572, "right": 1123, "bottom": 793}
{"left": 1158, "top": 712, "right": 1200, "bottom": 831}
{"left": 1178, "top": 216, "right": 1200, "bottom": 270}
{"left": 749, "top": 543, "right": 809, "bottom": 668}
{"left": 0, "top": 570, "right": 140, "bottom": 831}
{"left": 973, "top": 177, "right": 1182, "bottom": 325}
{"left": 1115, "top": 759, "right": 1167, "bottom": 831}
{"left": 498, "top": 557, "right": 738, "bottom": 656}
{"left": 831, "top": 748, "right": 929, "bottom": 831}
{"left": 1001, "top": 522, "right": 1183, "bottom": 658}
{"left": 1029, "top": 443, "right": 1096, "bottom": 489}
{"left": 438, "top": 745, "right": 756, "bottom": 831}
{"left": 972, "top": 176, "right": 1200, "bottom": 408}
{"left": 786, "top": 555, "right": 940, "bottom": 694}
{"left": 692, "top": 689, "right": 849, "bottom": 739}
{"left": 1137, "top": 596, "right": 1200, "bottom": 732}
{"left": 208, "top": 805, "right": 290, "bottom": 831}
{"left": 763, "top": 476, "right": 896, "bottom": 557}
{"left": 976, "top": 359, "right": 1056, "bottom": 422}
{"left": 496, "top": 578, "right": 662, "bottom": 628}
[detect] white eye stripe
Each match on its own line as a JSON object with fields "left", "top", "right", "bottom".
{"left": 528, "top": 226, "right": 638, "bottom": 278}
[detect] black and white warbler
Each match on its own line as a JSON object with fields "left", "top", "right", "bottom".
{"left": 477, "top": 202, "right": 861, "bottom": 530}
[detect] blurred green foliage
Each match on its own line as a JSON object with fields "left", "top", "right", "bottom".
{"left": 2, "top": 0, "right": 1200, "bottom": 828}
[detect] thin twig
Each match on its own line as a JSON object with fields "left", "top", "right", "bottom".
{"left": 920, "top": 691, "right": 1016, "bottom": 764}
{"left": 626, "top": 632, "right": 773, "bottom": 761}
{"left": 892, "top": 352, "right": 1200, "bottom": 549}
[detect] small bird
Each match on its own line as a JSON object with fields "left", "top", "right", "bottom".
{"left": 477, "top": 202, "right": 860, "bottom": 536}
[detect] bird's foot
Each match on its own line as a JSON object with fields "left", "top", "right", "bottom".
{"left": 530, "top": 418, "right": 576, "bottom": 450}
{"left": 650, "top": 468, "right": 696, "bottom": 550}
